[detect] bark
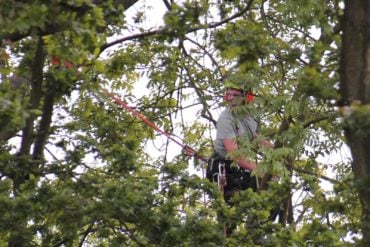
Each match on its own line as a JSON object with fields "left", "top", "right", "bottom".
{"left": 278, "top": 190, "right": 294, "bottom": 225}
{"left": 32, "top": 79, "right": 56, "bottom": 161}
{"left": 18, "top": 38, "right": 45, "bottom": 156}
{"left": 340, "top": 0, "right": 370, "bottom": 244}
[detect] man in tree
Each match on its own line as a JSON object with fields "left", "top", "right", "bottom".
{"left": 207, "top": 79, "right": 274, "bottom": 235}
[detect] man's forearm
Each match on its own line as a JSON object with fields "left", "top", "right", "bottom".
{"left": 224, "top": 138, "right": 257, "bottom": 171}
{"left": 259, "top": 139, "right": 274, "bottom": 148}
{"left": 237, "top": 158, "right": 256, "bottom": 171}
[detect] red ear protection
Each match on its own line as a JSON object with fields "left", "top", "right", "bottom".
{"left": 246, "top": 91, "right": 255, "bottom": 103}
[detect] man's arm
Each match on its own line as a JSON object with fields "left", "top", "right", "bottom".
{"left": 223, "top": 139, "right": 257, "bottom": 171}
{"left": 223, "top": 133, "right": 274, "bottom": 172}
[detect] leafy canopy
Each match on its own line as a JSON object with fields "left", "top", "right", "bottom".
{"left": 0, "top": 0, "right": 361, "bottom": 246}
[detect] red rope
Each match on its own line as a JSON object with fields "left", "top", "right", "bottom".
{"left": 102, "top": 89, "right": 207, "bottom": 161}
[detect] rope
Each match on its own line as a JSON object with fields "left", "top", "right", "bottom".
{"left": 100, "top": 89, "right": 208, "bottom": 161}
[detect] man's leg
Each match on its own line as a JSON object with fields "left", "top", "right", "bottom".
{"left": 223, "top": 185, "right": 238, "bottom": 237}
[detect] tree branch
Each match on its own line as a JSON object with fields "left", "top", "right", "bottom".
{"left": 32, "top": 78, "right": 56, "bottom": 160}
{"left": 162, "top": 0, "right": 172, "bottom": 10}
{"left": 293, "top": 166, "right": 339, "bottom": 184}
{"left": 184, "top": 36, "right": 223, "bottom": 77}
{"left": 78, "top": 222, "right": 96, "bottom": 247}
{"left": 100, "top": 1, "right": 254, "bottom": 53}
{"left": 13, "top": 37, "right": 46, "bottom": 194}
{"left": 302, "top": 112, "right": 337, "bottom": 129}
{"left": 180, "top": 44, "right": 217, "bottom": 126}
{"left": 19, "top": 37, "right": 46, "bottom": 155}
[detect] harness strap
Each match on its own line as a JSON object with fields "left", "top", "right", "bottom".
{"left": 217, "top": 161, "right": 228, "bottom": 237}
{"left": 218, "top": 161, "right": 227, "bottom": 192}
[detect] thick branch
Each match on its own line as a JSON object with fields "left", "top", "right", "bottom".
{"left": 258, "top": 116, "right": 292, "bottom": 191}
{"left": 302, "top": 112, "right": 337, "bottom": 129}
{"left": 32, "top": 79, "right": 56, "bottom": 160}
{"left": 19, "top": 37, "right": 46, "bottom": 155}
{"left": 11, "top": 37, "right": 46, "bottom": 195}
{"left": 293, "top": 167, "right": 339, "bottom": 184}
{"left": 162, "top": 0, "right": 172, "bottom": 10}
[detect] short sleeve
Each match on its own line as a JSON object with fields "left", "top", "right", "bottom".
{"left": 216, "top": 111, "right": 237, "bottom": 140}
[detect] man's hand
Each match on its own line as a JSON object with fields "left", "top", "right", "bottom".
{"left": 253, "top": 134, "right": 274, "bottom": 149}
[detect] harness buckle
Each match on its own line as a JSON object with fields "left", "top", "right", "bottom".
{"left": 218, "top": 161, "right": 227, "bottom": 187}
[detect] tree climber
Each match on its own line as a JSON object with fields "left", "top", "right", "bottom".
{"left": 206, "top": 77, "right": 274, "bottom": 236}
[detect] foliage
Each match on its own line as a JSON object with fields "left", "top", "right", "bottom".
{"left": 0, "top": 0, "right": 364, "bottom": 246}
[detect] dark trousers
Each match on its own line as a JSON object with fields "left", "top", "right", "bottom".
{"left": 206, "top": 156, "right": 279, "bottom": 236}
{"left": 206, "top": 157, "right": 257, "bottom": 236}
{"left": 206, "top": 156, "right": 257, "bottom": 202}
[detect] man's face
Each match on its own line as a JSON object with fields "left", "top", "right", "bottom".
{"left": 224, "top": 88, "right": 244, "bottom": 107}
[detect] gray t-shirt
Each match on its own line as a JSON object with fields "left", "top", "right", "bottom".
{"left": 214, "top": 108, "right": 259, "bottom": 158}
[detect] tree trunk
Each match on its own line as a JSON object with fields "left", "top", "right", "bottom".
{"left": 8, "top": 37, "right": 46, "bottom": 247}
{"left": 14, "top": 37, "right": 45, "bottom": 194}
{"left": 340, "top": 0, "right": 370, "bottom": 244}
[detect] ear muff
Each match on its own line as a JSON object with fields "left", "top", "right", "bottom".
{"left": 245, "top": 91, "right": 255, "bottom": 103}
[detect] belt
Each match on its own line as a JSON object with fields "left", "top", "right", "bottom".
{"left": 211, "top": 154, "right": 252, "bottom": 174}
{"left": 212, "top": 153, "right": 231, "bottom": 163}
